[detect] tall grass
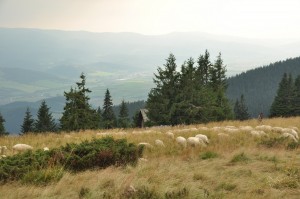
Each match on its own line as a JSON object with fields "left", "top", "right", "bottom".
{"left": 0, "top": 117, "right": 299, "bottom": 198}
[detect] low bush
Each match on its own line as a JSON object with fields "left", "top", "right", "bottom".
{"left": 0, "top": 137, "right": 143, "bottom": 184}
{"left": 200, "top": 151, "right": 218, "bottom": 160}
{"left": 230, "top": 152, "right": 250, "bottom": 164}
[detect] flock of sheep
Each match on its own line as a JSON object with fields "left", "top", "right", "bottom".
{"left": 0, "top": 124, "right": 298, "bottom": 159}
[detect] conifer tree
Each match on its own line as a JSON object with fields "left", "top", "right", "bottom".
{"left": 147, "top": 53, "right": 179, "bottom": 125}
{"left": 0, "top": 112, "right": 8, "bottom": 136}
{"left": 20, "top": 107, "right": 35, "bottom": 134}
{"left": 118, "top": 100, "right": 130, "bottom": 128}
{"left": 234, "top": 95, "right": 250, "bottom": 120}
{"left": 35, "top": 100, "right": 57, "bottom": 133}
{"left": 96, "top": 107, "right": 103, "bottom": 128}
{"left": 209, "top": 53, "right": 233, "bottom": 121}
{"left": 293, "top": 75, "right": 300, "bottom": 116}
{"left": 102, "top": 89, "right": 116, "bottom": 129}
{"left": 270, "top": 73, "right": 295, "bottom": 117}
{"left": 196, "top": 50, "right": 211, "bottom": 85}
{"left": 60, "top": 73, "right": 99, "bottom": 131}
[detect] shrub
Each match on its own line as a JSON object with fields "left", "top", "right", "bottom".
{"left": 79, "top": 187, "right": 91, "bottom": 199}
{"left": 215, "top": 182, "right": 237, "bottom": 191}
{"left": 200, "top": 151, "right": 218, "bottom": 160}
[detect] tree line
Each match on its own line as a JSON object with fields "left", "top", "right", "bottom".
{"left": 146, "top": 51, "right": 234, "bottom": 126}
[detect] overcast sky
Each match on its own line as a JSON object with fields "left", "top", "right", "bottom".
{"left": 1, "top": 0, "right": 300, "bottom": 41}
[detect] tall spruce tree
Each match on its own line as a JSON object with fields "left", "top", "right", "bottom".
{"left": 293, "top": 75, "right": 300, "bottom": 116}
{"left": 234, "top": 95, "right": 250, "bottom": 121}
{"left": 118, "top": 100, "right": 130, "bottom": 128}
{"left": 209, "top": 53, "right": 233, "bottom": 121}
{"left": 146, "top": 53, "right": 179, "bottom": 125}
{"left": 35, "top": 100, "right": 57, "bottom": 133}
{"left": 0, "top": 112, "right": 8, "bottom": 136}
{"left": 21, "top": 107, "right": 35, "bottom": 134}
{"left": 102, "top": 89, "right": 116, "bottom": 129}
{"left": 196, "top": 50, "right": 211, "bottom": 85}
{"left": 60, "top": 73, "right": 99, "bottom": 131}
{"left": 270, "top": 73, "right": 295, "bottom": 117}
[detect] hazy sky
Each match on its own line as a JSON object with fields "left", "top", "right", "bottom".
{"left": 1, "top": 0, "right": 300, "bottom": 40}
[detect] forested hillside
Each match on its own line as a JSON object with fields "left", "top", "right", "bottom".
{"left": 227, "top": 57, "right": 300, "bottom": 117}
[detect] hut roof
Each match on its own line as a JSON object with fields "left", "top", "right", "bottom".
{"left": 140, "top": 109, "right": 149, "bottom": 122}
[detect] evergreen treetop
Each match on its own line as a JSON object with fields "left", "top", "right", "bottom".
{"left": 0, "top": 112, "right": 7, "bottom": 136}
{"left": 20, "top": 107, "right": 35, "bottom": 135}
{"left": 35, "top": 100, "right": 57, "bottom": 133}
{"left": 102, "top": 89, "right": 116, "bottom": 129}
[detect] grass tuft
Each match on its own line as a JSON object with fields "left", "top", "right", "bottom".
{"left": 230, "top": 152, "right": 250, "bottom": 164}
{"left": 200, "top": 151, "right": 218, "bottom": 160}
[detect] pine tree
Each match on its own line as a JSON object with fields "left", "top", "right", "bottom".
{"left": 96, "top": 107, "right": 103, "bottom": 128}
{"left": 102, "top": 89, "right": 116, "bottom": 129}
{"left": 196, "top": 50, "right": 211, "bottom": 85}
{"left": 234, "top": 95, "right": 250, "bottom": 121}
{"left": 146, "top": 53, "right": 179, "bottom": 125}
{"left": 60, "top": 73, "right": 99, "bottom": 131}
{"left": 293, "top": 75, "right": 300, "bottom": 116}
{"left": 209, "top": 53, "right": 233, "bottom": 121}
{"left": 35, "top": 100, "right": 57, "bottom": 133}
{"left": 0, "top": 112, "right": 8, "bottom": 136}
{"left": 118, "top": 100, "right": 130, "bottom": 128}
{"left": 270, "top": 73, "right": 295, "bottom": 117}
{"left": 20, "top": 107, "right": 35, "bottom": 134}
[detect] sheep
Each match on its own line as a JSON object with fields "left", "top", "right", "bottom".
{"left": 223, "top": 127, "right": 239, "bottom": 133}
{"left": 176, "top": 136, "right": 187, "bottom": 148}
{"left": 138, "top": 142, "right": 154, "bottom": 149}
{"left": 12, "top": 144, "right": 33, "bottom": 153}
{"left": 250, "top": 130, "right": 267, "bottom": 137}
{"left": 198, "top": 127, "right": 209, "bottom": 131}
{"left": 239, "top": 126, "right": 253, "bottom": 132}
{"left": 255, "top": 125, "right": 272, "bottom": 131}
{"left": 289, "top": 126, "right": 299, "bottom": 132}
{"left": 166, "top": 131, "right": 174, "bottom": 139}
{"left": 43, "top": 147, "right": 49, "bottom": 151}
{"left": 282, "top": 128, "right": 299, "bottom": 140}
{"left": 187, "top": 137, "right": 206, "bottom": 147}
{"left": 195, "top": 134, "right": 209, "bottom": 144}
{"left": 272, "top": 127, "right": 284, "bottom": 133}
{"left": 281, "top": 132, "right": 298, "bottom": 143}
{"left": 155, "top": 139, "right": 165, "bottom": 147}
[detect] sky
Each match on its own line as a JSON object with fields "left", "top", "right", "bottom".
{"left": 0, "top": 0, "right": 300, "bottom": 40}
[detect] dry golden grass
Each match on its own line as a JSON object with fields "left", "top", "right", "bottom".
{"left": 0, "top": 117, "right": 299, "bottom": 198}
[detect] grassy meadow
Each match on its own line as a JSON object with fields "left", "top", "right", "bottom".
{"left": 0, "top": 117, "right": 299, "bottom": 199}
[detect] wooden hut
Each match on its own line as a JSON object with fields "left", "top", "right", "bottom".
{"left": 138, "top": 109, "right": 149, "bottom": 128}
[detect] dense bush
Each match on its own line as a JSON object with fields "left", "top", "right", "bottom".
{"left": 0, "top": 137, "right": 143, "bottom": 184}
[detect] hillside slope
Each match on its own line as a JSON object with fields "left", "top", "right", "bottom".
{"left": 227, "top": 57, "right": 300, "bottom": 117}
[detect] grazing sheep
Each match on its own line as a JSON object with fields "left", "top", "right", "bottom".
{"left": 12, "top": 144, "right": 33, "bottom": 153}
{"left": 223, "top": 127, "right": 239, "bottom": 133}
{"left": 272, "top": 127, "right": 284, "bottom": 133}
{"left": 250, "top": 130, "right": 267, "bottom": 137}
{"left": 176, "top": 136, "right": 187, "bottom": 148}
{"left": 138, "top": 142, "right": 154, "bottom": 149}
{"left": 198, "top": 127, "right": 209, "bottom": 131}
{"left": 255, "top": 125, "right": 272, "bottom": 131}
{"left": 281, "top": 132, "right": 298, "bottom": 143}
{"left": 43, "top": 147, "right": 49, "bottom": 151}
{"left": 166, "top": 131, "right": 174, "bottom": 139}
{"left": 195, "top": 134, "right": 209, "bottom": 144}
{"left": 155, "top": 139, "right": 165, "bottom": 147}
{"left": 187, "top": 137, "right": 206, "bottom": 147}
{"left": 289, "top": 126, "right": 299, "bottom": 132}
{"left": 282, "top": 128, "right": 299, "bottom": 140}
{"left": 239, "top": 126, "right": 253, "bottom": 132}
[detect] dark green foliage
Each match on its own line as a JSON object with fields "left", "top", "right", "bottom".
{"left": 132, "top": 111, "right": 140, "bottom": 128}
{"left": 0, "top": 137, "right": 143, "bottom": 184}
{"left": 0, "top": 112, "right": 8, "bottom": 136}
{"left": 60, "top": 73, "right": 100, "bottom": 131}
{"left": 293, "top": 76, "right": 300, "bottom": 115}
{"left": 20, "top": 107, "right": 35, "bottom": 135}
{"left": 259, "top": 137, "right": 299, "bottom": 150}
{"left": 102, "top": 89, "right": 117, "bottom": 129}
{"left": 147, "top": 53, "right": 180, "bottom": 125}
{"left": 227, "top": 57, "right": 300, "bottom": 117}
{"left": 34, "top": 100, "right": 57, "bottom": 133}
{"left": 200, "top": 151, "right": 218, "bottom": 160}
{"left": 118, "top": 100, "right": 130, "bottom": 128}
{"left": 270, "top": 73, "right": 295, "bottom": 117}
{"left": 234, "top": 94, "right": 250, "bottom": 120}
{"left": 147, "top": 51, "right": 233, "bottom": 126}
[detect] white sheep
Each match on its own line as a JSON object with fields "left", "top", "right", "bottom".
{"left": 239, "top": 126, "right": 253, "bottom": 132}
{"left": 138, "top": 142, "right": 154, "bottom": 149}
{"left": 272, "top": 127, "right": 284, "bottom": 133}
{"left": 218, "top": 133, "right": 229, "bottom": 137}
{"left": 166, "top": 131, "right": 174, "bottom": 139}
{"left": 43, "top": 147, "right": 49, "bottom": 151}
{"left": 281, "top": 132, "right": 298, "bottom": 142}
{"left": 176, "top": 136, "right": 187, "bottom": 148}
{"left": 195, "top": 134, "right": 209, "bottom": 144}
{"left": 12, "top": 144, "right": 33, "bottom": 153}
{"left": 198, "top": 127, "right": 209, "bottom": 131}
{"left": 282, "top": 128, "right": 299, "bottom": 140}
{"left": 187, "top": 137, "right": 206, "bottom": 147}
{"left": 250, "top": 130, "right": 267, "bottom": 137}
{"left": 223, "top": 127, "right": 239, "bottom": 133}
{"left": 255, "top": 125, "right": 272, "bottom": 131}
{"left": 155, "top": 139, "right": 165, "bottom": 147}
